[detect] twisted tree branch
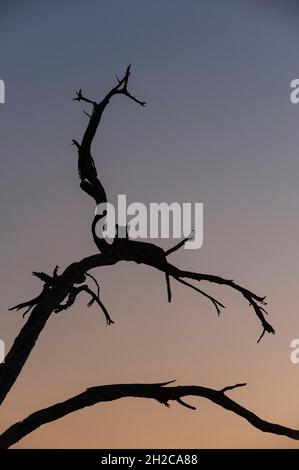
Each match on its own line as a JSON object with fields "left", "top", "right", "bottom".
{"left": 71, "top": 65, "right": 274, "bottom": 341}
{"left": 0, "top": 235, "right": 275, "bottom": 408}
{"left": 0, "top": 235, "right": 274, "bottom": 409}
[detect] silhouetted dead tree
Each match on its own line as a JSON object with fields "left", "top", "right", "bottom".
{"left": 1, "top": 66, "right": 293, "bottom": 448}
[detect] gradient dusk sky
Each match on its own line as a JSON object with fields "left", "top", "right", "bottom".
{"left": 1, "top": 0, "right": 299, "bottom": 448}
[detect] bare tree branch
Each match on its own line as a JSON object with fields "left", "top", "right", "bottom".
{"left": 80, "top": 285, "right": 114, "bottom": 325}
{"left": 71, "top": 65, "right": 273, "bottom": 337}
{"left": 220, "top": 383, "right": 247, "bottom": 393}
{"left": 0, "top": 237, "right": 275, "bottom": 408}
{"left": 70, "top": 66, "right": 274, "bottom": 338}
{"left": 85, "top": 272, "right": 100, "bottom": 297}
{"left": 72, "top": 66, "right": 145, "bottom": 255}
{"left": 0, "top": 380, "right": 298, "bottom": 449}
{"left": 73, "top": 65, "right": 145, "bottom": 175}
{"left": 163, "top": 259, "right": 275, "bottom": 341}
{"left": 73, "top": 89, "right": 97, "bottom": 107}
{"left": 173, "top": 276, "right": 226, "bottom": 316}
{"left": 165, "top": 232, "right": 194, "bottom": 256}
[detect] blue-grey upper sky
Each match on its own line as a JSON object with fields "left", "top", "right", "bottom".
{"left": 1, "top": 0, "right": 299, "bottom": 448}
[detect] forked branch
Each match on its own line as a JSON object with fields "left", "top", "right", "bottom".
{"left": 71, "top": 65, "right": 274, "bottom": 341}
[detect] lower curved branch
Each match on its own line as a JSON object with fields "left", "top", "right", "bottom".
{"left": 0, "top": 380, "right": 298, "bottom": 448}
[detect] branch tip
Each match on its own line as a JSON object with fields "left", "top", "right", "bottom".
{"left": 220, "top": 383, "right": 247, "bottom": 393}
{"left": 176, "top": 398, "right": 197, "bottom": 410}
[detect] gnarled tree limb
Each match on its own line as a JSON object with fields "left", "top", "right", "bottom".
{"left": 0, "top": 380, "right": 298, "bottom": 449}
{"left": 0, "top": 237, "right": 274, "bottom": 408}
{"left": 71, "top": 65, "right": 274, "bottom": 341}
